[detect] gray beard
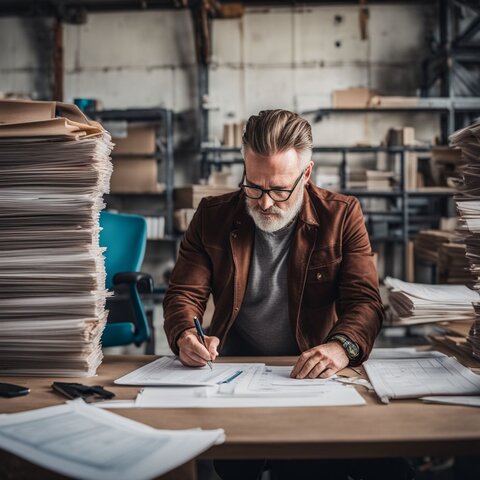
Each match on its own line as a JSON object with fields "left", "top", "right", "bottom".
{"left": 246, "top": 183, "right": 304, "bottom": 233}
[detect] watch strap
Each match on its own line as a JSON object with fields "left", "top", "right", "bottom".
{"left": 328, "top": 334, "right": 360, "bottom": 361}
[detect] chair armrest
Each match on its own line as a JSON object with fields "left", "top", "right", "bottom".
{"left": 112, "top": 272, "right": 154, "bottom": 294}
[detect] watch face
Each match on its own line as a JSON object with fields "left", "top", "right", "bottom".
{"left": 345, "top": 340, "right": 359, "bottom": 359}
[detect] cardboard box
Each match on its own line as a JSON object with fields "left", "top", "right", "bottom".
{"left": 174, "top": 185, "right": 238, "bottom": 209}
{"left": 385, "top": 127, "right": 415, "bottom": 146}
{"left": 110, "top": 158, "right": 158, "bottom": 193}
{"left": 112, "top": 124, "right": 156, "bottom": 155}
{"left": 370, "top": 96, "right": 419, "bottom": 108}
{"left": 332, "top": 88, "right": 379, "bottom": 108}
{"left": 174, "top": 209, "right": 197, "bottom": 232}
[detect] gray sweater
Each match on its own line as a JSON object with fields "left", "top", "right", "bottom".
{"left": 221, "top": 220, "right": 300, "bottom": 356}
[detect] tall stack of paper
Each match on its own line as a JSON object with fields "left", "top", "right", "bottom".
{"left": 384, "top": 276, "right": 478, "bottom": 325}
{"left": 450, "top": 120, "right": 480, "bottom": 358}
{"left": 468, "top": 311, "right": 480, "bottom": 359}
{"left": 0, "top": 99, "right": 113, "bottom": 376}
{"left": 413, "top": 229, "right": 458, "bottom": 264}
{"left": 438, "top": 242, "right": 472, "bottom": 284}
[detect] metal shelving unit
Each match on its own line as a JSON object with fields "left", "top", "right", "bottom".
{"left": 200, "top": 145, "right": 455, "bottom": 279}
{"left": 421, "top": 0, "right": 480, "bottom": 138}
{"left": 303, "top": 103, "right": 480, "bottom": 144}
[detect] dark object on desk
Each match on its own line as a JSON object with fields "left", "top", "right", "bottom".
{"left": 0, "top": 382, "right": 30, "bottom": 398}
{"left": 51, "top": 382, "right": 115, "bottom": 402}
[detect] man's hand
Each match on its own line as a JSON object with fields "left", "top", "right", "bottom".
{"left": 177, "top": 329, "right": 220, "bottom": 367}
{"left": 290, "top": 342, "right": 349, "bottom": 379}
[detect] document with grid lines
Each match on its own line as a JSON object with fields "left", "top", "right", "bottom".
{"left": 364, "top": 356, "right": 480, "bottom": 403}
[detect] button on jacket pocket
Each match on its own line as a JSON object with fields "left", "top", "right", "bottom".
{"left": 306, "top": 261, "right": 340, "bottom": 284}
{"left": 303, "top": 260, "right": 341, "bottom": 307}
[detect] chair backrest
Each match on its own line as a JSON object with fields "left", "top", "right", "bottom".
{"left": 99, "top": 211, "right": 147, "bottom": 289}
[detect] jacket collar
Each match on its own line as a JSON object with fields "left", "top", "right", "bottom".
{"left": 298, "top": 182, "right": 320, "bottom": 228}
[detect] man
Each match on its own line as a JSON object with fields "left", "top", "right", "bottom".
{"left": 163, "top": 110, "right": 399, "bottom": 479}
{"left": 164, "top": 109, "right": 383, "bottom": 378}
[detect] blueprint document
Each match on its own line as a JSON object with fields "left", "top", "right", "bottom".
{"left": 364, "top": 356, "right": 480, "bottom": 403}
{"left": 115, "top": 356, "right": 263, "bottom": 386}
{"left": 136, "top": 365, "right": 366, "bottom": 408}
{"left": 0, "top": 399, "right": 224, "bottom": 480}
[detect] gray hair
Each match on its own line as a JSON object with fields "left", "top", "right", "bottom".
{"left": 241, "top": 109, "right": 313, "bottom": 168}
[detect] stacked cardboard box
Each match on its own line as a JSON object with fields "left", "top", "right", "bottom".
{"left": 110, "top": 124, "right": 159, "bottom": 193}
{"left": 174, "top": 185, "right": 238, "bottom": 209}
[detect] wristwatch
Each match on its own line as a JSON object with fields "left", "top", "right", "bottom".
{"left": 329, "top": 334, "right": 360, "bottom": 361}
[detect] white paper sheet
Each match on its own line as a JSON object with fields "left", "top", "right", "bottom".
{"left": 134, "top": 365, "right": 365, "bottom": 408}
{"left": 0, "top": 399, "right": 224, "bottom": 480}
{"left": 231, "top": 365, "right": 339, "bottom": 396}
{"left": 384, "top": 277, "right": 479, "bottom": 301}
{"left": 114, "top": 356, "right": 263, "bottom": 386}
{"left": 364, "top": 356, "right": 480, "bottom": 403}
{"left": 368, "top": 348, "right": 447, "bottom": 359}
{"left": 421, "top": 395, "right": 480, "bottom": 407}
{"left": 135, "top": 383, "right": 366, "bottom": 408}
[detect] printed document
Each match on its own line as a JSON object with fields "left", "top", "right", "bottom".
{"left": 0, "top": 399, "right": 224, "bottom": 480}
{"left": 364, "top": 356, "right": 480, "bottom": 403}
{"left": 135, "top": 364, "right": 366, "bottom": 408}
{"left": 114, "top": 356, "right": 263, "bottom": 386}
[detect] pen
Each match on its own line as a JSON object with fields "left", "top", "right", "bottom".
{"left": 193, "top": 316, "right": 213, "bottom": 370}
{"left": 219, "top": 370, "right": 243, "bottom": 384}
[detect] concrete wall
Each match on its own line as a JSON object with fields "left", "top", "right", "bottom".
{"left": 210, "top": 4, "right": 438, "bottom": 147}
{"left": 1, "top": 4, "right": 439, "bottom": 156}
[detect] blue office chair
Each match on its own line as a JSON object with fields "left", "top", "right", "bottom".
{"left": 99, "top": 211, "right": 153, "bottom": 348}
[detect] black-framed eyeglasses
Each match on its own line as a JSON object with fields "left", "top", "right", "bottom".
{"left": 239, "top": 169, "right": 305, "bottom": 202}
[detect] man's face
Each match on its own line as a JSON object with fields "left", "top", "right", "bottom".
{"left": 243, "top": 148, "right": 312, "bottom": 233}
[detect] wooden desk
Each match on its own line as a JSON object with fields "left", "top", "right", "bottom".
{"left": 1, "top": 354, "right": 480, "bottom": 464}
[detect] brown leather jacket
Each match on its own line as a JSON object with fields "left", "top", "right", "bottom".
{"left": 163, "top": 182, "right": 384, "bottom": 365}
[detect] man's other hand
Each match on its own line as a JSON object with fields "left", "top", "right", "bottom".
{"left": 290, "top": 342, "right": 349, "bottom": 379}
{"left": 177, "top": 329, "right": 220, "bottom": 367}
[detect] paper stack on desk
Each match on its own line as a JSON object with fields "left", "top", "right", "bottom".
{"left": 0, "top": 399, "right": 225, "bottom": 480}
{"left": 450, "top": 120, "right": 480, "bottom": 359}
{"left": 384, "top": 276, "right": 478, "bottom": 325}
{"left": 0, "top": 99, "right": 113, "bottom": 376}
{"left": 364, "top": 355, "right": 480, "bottom": 404}
{"left": 115, "top": 357, "right": 366, "bottom": 408}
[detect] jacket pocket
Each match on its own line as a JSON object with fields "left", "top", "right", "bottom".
{"left": 308, "top": 243, "right": 341, "bottom": 268}
{"left": 303, "top": 259, "right": 341, "bottom": 307}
